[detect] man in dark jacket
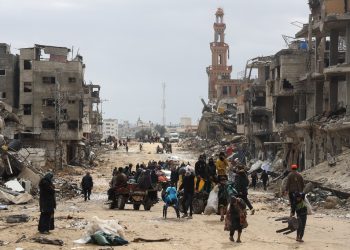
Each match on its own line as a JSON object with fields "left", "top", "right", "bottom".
{"left": 179, "top": 170, "right": 195, "bottom": 219}
{"left": 285, "top": 164, "right": 305, "bottom": 216}
{"left": 261, "top": 170, "right": 269, "bottom": 191}
{"left": 81, "top": 172, "right": 93, "bottom": 201}
{"left": 38, "top": 172, "right": 56, "bottom": 234}
{"left": 235, "top": 167, "right": 255, "bottom": 214}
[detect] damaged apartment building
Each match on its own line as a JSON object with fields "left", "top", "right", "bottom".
{"left": 239, "top": 0, "right": 350, "bottom": 171}
{"left": 18, "top": 44, "right": 102, "bottom": 164}
{"left": 236, "top": 56, "right": 272, "bottom": 160}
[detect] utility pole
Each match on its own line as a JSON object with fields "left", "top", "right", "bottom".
{"left": 54, "top": 71, "right": 63, "bottom": 169}
{"left": 162, "top": 82, "right": 166, "bottom": 126}
{"left": 100, "top": 99, "right": 109, "bottom": 138}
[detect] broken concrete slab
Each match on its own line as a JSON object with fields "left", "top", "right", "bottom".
{"left": 0, "top": 190, "right": 32, "bottom": 204}
{"left": 4, "top": 179, "right": 24, "bottom": 192}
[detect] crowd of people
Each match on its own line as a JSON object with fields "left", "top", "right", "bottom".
{"left": 36, "top": 142, "right": 307, "bottom": 244}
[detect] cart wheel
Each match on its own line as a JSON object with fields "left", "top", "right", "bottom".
{"left": 143, "top": 198, "right": 152, "bottom": 211}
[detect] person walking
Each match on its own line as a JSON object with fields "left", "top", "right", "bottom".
{"left": 235, "top": 166, "right": 255, "bottom": 215}
{"left": 126, "top": 144, "right": 129, "bottom": 153}
{"left": 38, "top": 172, "right": 56, "bottom": 234}
{"left": 285, "top": 164, "right": 304, "bottom": 217}
{"left": 81, "top": 172, "right": 93, "bottom": 201}
{"left": 251, "top": 171, "right": 258, "bottom": 190}
{"left": 261, "top": 170, "right": 269, "bottom": 191}
{"left": 216, "top": 152, "right": 229, "bottom": 180}
{"left": 179, "top": 170, "right": 195, "bottom": 219}
{"left": 295, "top": 192, "right": 308, "bottom": 242}
{"left": 228, "top": 196, "right": 247, "bottom": 243}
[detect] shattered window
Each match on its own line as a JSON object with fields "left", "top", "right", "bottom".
{"left": 24, "top": 82, "right": 32, "bottom": 92}
{"left": 24, "top": 60, "right": 32, "bottom": 70}
{"left": 23, "top": 104, "right": 32, "bottom": 115}
{"left": 42, "top": 120, "right": 56, "bottom": 129}
{"left": 42, "top": 98, "right": 55, "bottom": 107}
{"left": 42, "top": 77, "right": 56, "bottom": 84}
{"left": 68, "top": 77, "right": 76, "bottom": 83}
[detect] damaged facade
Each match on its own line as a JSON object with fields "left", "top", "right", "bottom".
{"left": 0, "top": 43, "right": 103, "bottom": 168}
{"left": 239, "top": 0, "right": 350, "bottom": 173}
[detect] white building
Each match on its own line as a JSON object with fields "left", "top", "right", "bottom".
{"left": 180, "top": 117, "right": 192, "bottom": 127}
{"left": 103, "top": 119, "right": 118, "bottom": 139}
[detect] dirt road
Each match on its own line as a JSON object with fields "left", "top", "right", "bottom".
{"left": 1, "top": 143, "right": 350, "bottom": 249}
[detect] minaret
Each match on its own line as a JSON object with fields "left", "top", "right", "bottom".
{"left": 207, "top": 8, "right": 232, "bottom": 100}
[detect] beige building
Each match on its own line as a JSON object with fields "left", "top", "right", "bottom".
{"left": 19, "top": 44, "right": 86, "bottom": 164}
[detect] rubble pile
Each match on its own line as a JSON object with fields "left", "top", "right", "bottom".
{"left": 55, "top": 179, "right": 81, "bottom": 200}
{"left": 179, "top": 135, "right": 246, "bottom": 159}
{"left": 197, "top": 99, "right": 237, "bottom": 140}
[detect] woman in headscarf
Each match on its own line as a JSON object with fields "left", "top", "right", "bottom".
{"left": 38, "top": 172, "right": 56, "bottom": 234}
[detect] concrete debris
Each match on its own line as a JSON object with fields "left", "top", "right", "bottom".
{"left": 32, "top": 236, "right": 64, "bottom": 246}
{"left": 55, "top": 180, "right": 81, "bottom": 200}
{"left": 0, "top": 189, "right": 33, "bottom": 204}
{"left": 4, "top": 179, "right": 24, "bottom": 192}
{"left": 6, "top": 214, "right": 30, "bottom": 223}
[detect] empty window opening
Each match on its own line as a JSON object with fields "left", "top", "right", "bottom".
{"left": 0, "top": 69, "right": 5, "bottom": 76}
{"left": 24, "top": 60, "right": 32, "bottom": 70}
{"left": 218, "top": 54, "right": 222, "bottom": 65}
{"left": 68, "top": 100, "right": 76, "bottom": 104}
{"left": 68, "top": 120, "right": 79, "bottom": 130}
{"left": 1, "top": 92, "right": 6, "bottom": 99}
{"left": 42, "top": 98, "right": 55, "bottom": 107}
{"left": 42, "top": 77, "right": 56, "bottom": 84}
{"left": 23, "top": 104, "right": 32, "bottom": 115}
{"left": 222, "top": 86, "right": 232, "bottom": 96}
{"left": 68, "top": 77, "right": 76, "bottom": 83}
{"left": 42, "top": 120, "right": 56, "bottom": 129}
{"left": 24, "top": 82, "right": 32, "bottom": 92}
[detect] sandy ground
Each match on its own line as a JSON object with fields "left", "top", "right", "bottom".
{"left": 1, "top": 143, "right": 350, "bottom": 250}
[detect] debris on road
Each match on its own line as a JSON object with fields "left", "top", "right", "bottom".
{"left": 132, "top": 237, "right": 171, "bottom": 243}
{"left": 32, "top": 236, "right": 64, "bottom": 246}
{"left": 6, "top": 214, "right": 30, "bottom": 223}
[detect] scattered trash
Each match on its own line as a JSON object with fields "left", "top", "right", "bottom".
{"left": 0, "top": 204, "right": 8, "bottom": 210}
{"left": 204, "top": 185, "right": 219, "bottom": 215}
{"left": 0, "top": 240, "right": 10, "bottom": 246}
{"left": 15, "top": 235, "right": 26, "bottom": 243}
{"left": 74, "top": 216, "right": 125, "bottom": 245}
{"left": 88, "top": 231, "right": 128, "bottom": 246}
{"left": 32, "top": 236, "right": 64, "bottom": 246}
{"left": 6, "top": 214, "right": 30, "bottom": 223}
{"left": 132, "top": 237, "right": 171, "bottom": 243}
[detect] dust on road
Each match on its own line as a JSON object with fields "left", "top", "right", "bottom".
{"left": 1, "top": 143, "right": 350, "bottom": 250}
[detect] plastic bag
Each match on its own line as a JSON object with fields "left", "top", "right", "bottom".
{"left": 204, "top": 185, "right": 219, "bottom": 215}
{"left": 305, "top": 196, "right": 313, "bottom": 215}
{"left": 74, "top": 216, "right": 125, "bottom": 244}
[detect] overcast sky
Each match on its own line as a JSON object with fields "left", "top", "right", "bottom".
{"left": 0, "top": 0, "right": 309, "bottom": 125}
